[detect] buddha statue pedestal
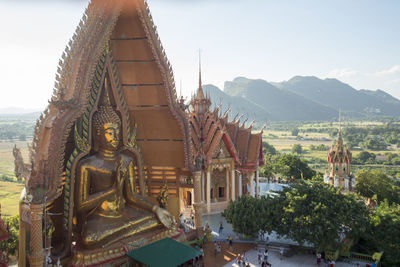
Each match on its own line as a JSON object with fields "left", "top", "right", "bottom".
{"left": 71, "top": 228, "right": 181, "bottom": 266}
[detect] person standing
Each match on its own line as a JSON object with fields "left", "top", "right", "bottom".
{"left": 317, "top": 252, "right": 322, "bottom": 265}
{"left": 280, "top": 247, "right": 284, "bottom": 260}
{"left": 257, "top": 249, "right": 263, "bottom": 264}
{"left": 264, "top": 249, "right": 269, "bottom": 262}
{"left": 219, "top": 222, "right": 224, "bottom": 235}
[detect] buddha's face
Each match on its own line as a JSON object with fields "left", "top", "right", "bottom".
{"left": 98, "top": 122, "right": 120, "bottom": 151}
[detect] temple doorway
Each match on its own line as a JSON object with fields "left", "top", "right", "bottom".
{"left": 186, "top": 191, "right": 192, "bottom": 206}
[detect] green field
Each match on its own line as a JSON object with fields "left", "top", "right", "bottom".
{"left": 263, "top": 121, "right": 400, "bottom": 174}
{"left": 0, "top": 140, "right": 29, "bottom": 217}
{"left": 0, "top": 181, "right": 23, "bottom": 217}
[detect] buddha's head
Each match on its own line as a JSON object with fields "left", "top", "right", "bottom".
{"left": 93, "top": 89, "right": 121, "bottom": 152}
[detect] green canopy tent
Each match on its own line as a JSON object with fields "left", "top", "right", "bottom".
{"left": 126, "top": 238, "right": 202, "bottom": 267}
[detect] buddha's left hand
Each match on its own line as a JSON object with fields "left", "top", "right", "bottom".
{"left": 154, "top": 206, "right": 176, "bottom": 229}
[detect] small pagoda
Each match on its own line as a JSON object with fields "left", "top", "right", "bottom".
{"left": 324, "top": 126, "right": 354, "bottom": 191}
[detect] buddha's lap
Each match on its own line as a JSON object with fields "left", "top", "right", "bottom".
{"left": 82, "top": 206, "right": 159, "bottom": 243}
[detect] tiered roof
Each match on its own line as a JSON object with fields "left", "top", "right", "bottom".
{"left": 328, "top": 130, "right": 352, "bottom": 164}
{"left": 188, "top": 72, "right": 263, "bottom": 171}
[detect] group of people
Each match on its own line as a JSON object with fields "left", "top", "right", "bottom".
{"left": 257, "top": 249, "right": 272, "bottom": 266}
{"left": 179, "top": 211, "right": 195, "bottom": 232}
{"left": 213, "top": 241, "right": 222, "bottom": 256}
{"left": 236, "top": 252, "right": 251, "bottom": 267}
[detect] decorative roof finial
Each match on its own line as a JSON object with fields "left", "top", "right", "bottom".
{"left": 196, "top": 49, "right": 205, "bottom": 100}
{"left": 338, "top": 108, "right": 343, "bottom": 141}
{"left": 199, "top": 49, "right": 202, "bottom": 89}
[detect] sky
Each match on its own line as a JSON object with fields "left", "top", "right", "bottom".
{"left": 0, "top": 0, "right": 399, "bottom": 110}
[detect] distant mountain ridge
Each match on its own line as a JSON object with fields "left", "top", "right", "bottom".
{"left": 202, "top": 76, "right": 400, "bottom": 122}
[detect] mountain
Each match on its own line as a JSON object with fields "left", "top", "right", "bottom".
{"left": 202, "top": 76, "right": 400, "bottom": 122}
{"left": 0, "top": 107, "right": 43, "bottom": 115}
{"left": 359, "top": 89, "right": 400, "bottom": 105}
{"left": 276, "top": 76, "right": 400, "bottom": 116}
{"left": 204, "top": 77, "right": 337, "bottom": 121}
{"left": 203, "top": 84, "right": 271, "bottom": 121}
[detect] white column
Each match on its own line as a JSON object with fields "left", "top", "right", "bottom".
{"left": 225, "top": 167, "right": 230, "bottom": 200}
{"left": 344, "top": 177, "right": 349, "bottom": 190}
{"left": 201, "top": 171, "right": 205, "bottom": 202}
{"left": 231, "top": 168, "right": 235, "bottom": 201}
{"left": 250, "top": 172, "right": 255, "bottom": 197}
{"left": 238, "top": 171, "right": 242, "bottom": 196}
{"left": 334, "top": 175, "right": 339, "bottom": 187}
{"left": 255, "top": 170, "right": 259, "bottom": 198}
{"left": 193, "top": 171, "right": 203, "bottom": 228}
{"left": 206, "top": 170, "right": 211, "bottom": 213}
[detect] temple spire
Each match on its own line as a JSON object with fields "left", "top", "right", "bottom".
{"left": 199, "top": 50, "right": 202, "bottom": 90}
{"left": 338, "top": 109, "right": 343, "bottom": 141}
{"left": 196, "top": 49, "right": 205, "bottom": 100}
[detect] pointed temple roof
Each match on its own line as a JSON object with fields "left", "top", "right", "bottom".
{"left": 26, "top": 0, "right": 193, "bottom": 204}
{"left": 188, "top": 68, "right": 263, "bottom": 170}
{"left": 328, "top": 127, "right": 352, "bottom": 164}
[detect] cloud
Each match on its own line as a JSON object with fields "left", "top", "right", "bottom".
{"left": 375, "top": 65, "right": 400, "bottom": 76}
{"left": 327, "top": 68, "right": 359, "bottom": 78}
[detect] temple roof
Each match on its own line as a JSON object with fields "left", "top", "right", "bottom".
{"left": 328, "top": 130, "right": 352, "bottom": 163}
{"left": 188, "top": 73, "right": 263, "bottom": 169}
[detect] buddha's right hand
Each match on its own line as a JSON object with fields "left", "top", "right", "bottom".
{"left": 153, "top": 206, "right": 176, "bottom": 229}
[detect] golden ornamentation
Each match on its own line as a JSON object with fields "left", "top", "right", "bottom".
{"left": 74, "top": 88, "right": 176, "bottom": 249}
{"left": 157, "top": 184, "right": 169, "bottom": 209}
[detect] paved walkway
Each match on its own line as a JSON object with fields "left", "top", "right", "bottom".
{"left": 222, "top": 247, "right": 356, "bottom": 267}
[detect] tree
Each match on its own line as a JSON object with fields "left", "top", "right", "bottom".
{"left": 223, "top": 181, "right": 369, "bottom": 253}
{"left": 272, "top": 181, "right": 368, "bottom": 252}
{"left": 258, "top": 153, "right": 275, "bottom": 179}
{"left": 291, "top": 144, "right": 303, "bottom": 154}
{"left": 0, "top": 215, "right": 19, "bottom": 256}
{"left": 355, "top": 170, "right": 400, "bottom": 205}
{"left": 262, "top": 141, "right": 277, "bottom": 155}
{"left": 275, "top": 153, "right": 315, "bottom": 180}
{"left": 353, "top": 151, "right": 376, "bottom": 164}
{"left": 364, "top": 201, "right": 400, "bottom": 266}
{"left": 222, "top": 195, "right": 263, "bottom": 237}
{"left": 362, "top": 136, "right": 387, "bottom": 150}
{"left": 291, "top": 128, "right": 299, "bottom": 136}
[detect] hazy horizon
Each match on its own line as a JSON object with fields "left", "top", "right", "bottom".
{"left": 1, "top": 0, "right": 399, "bottom": 109}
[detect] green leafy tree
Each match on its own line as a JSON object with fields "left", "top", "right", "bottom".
{"left": 291, "top": 128, "right": 299, "bottom": 136}
{"left": 363, "top": 136, "right": 387, "bottom": 150}
{"left": 222, "top": 195, "right": 261, "bottom": 237}
{"left": 262, "top": 141, "right": 277, "bottom": 155}
{"left": 0, "top": 215, "right": 19, "bottom": 256}
{"left": 223, "top": 181, "right": 369, "bottom": 253}
{"left": 353, "top": 151, "right": 376, "bottom": 164}
{"left": 275, "top": 153, "right": 315, "bottom": 180}
{"left": 258, "top": 153, "right": 275, "bottom": 179}
{"left": 272, "top": 181, "right": 368, "bottom": 252}
{"left": 365, "top": 201, "right": 400, "bottom": 266}
{"left": 355, "top": 170, "right": 400, "bottom": 204}
{"left": 291, "top": 144, "right": 303, "bottom": 154}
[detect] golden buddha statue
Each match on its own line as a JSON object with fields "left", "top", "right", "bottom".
{"left": 74, "top": 90, "right": 175, "bottom": 249}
